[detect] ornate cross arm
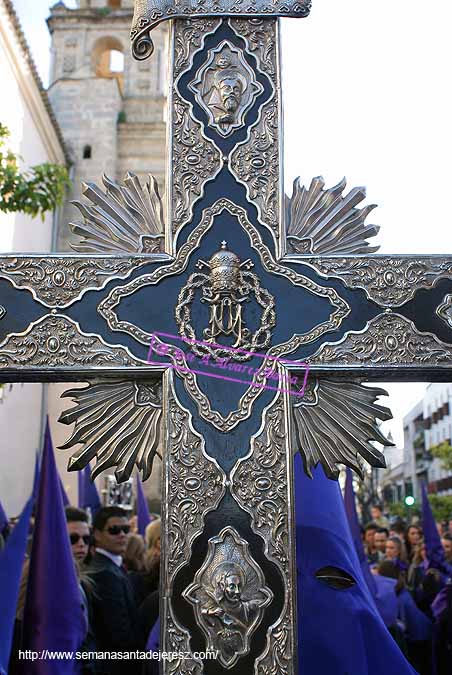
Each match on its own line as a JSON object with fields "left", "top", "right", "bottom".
{"left": 1, "top": 250, "right": 452, "bottom": 381}
{"left": 131, "top": 0, "right": 312, "bottom": 59}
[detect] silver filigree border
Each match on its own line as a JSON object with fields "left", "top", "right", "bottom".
{"left": 163, "top": 599, "right": 203, "bottom": 674}
{"left": 306, "top": 311, "right": 452, "bottom": 368}
{"left": 162, "top": 372, "right": 227, "bottom": 585}
{"left": 161, "top": 371, "right": 226, "bottom": 671}
{"left": 0, "top": 255, "right": 165, "bottom": 309}
{"left": 290, "top": 255, "right": 452, "bottom": 307}
{"left": 0, "top": 312, "right": 149, "bottom": 370}
{"left": 229, "top": 18, "right": 283, "bottom": 253}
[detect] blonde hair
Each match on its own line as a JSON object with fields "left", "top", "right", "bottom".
{"left": 124, "top": 533, "right": 145, "bottom": 572}
{"left": 144, "top": 518, "right": 161, "bottom": 574}
{"left": 411, "top": 539, "right": 425, "bottom": 566}
{"left": 145, "top": 518, "right": 161, "bottom": 551}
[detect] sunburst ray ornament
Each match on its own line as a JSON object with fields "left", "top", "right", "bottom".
{"left": 58, "top": 380, "right": 162, "bottom": 482}
{"left": 286, "top": 176, "right": 380, "bottom": 255}
{"left": 69, "top": 172, "right": 165, "bottom": 253}
{"left": 292, "top": 379, "right": 394, "bottom": 479}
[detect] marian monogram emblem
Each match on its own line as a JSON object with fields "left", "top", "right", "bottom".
{"left": 175, "top": 242, "right": 276, "bottom": 361}
{"left": 189, "top": 41, "right": 263, "bottom": 137}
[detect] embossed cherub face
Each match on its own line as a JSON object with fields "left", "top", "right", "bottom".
{"left": 218, "top": 76, "right": 243, "bottom": 112}
{"left": 224, "top": 573, "right": 242, "bottom": 604}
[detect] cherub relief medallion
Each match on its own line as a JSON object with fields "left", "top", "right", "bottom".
{"left": 189, "top": 41, "right": 263, "bottom": 136}
{"left": 183, "top": 526, "right": 273, "bottom": 668}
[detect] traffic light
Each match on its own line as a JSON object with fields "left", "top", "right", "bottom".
{"left": 404, "top": 495, "right": 415, "bottom": 507}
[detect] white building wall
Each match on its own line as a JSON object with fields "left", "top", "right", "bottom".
{"left": 0, "top": 2, "right": 66, "bottom": 252}
{"left": 0, "top": 0, "right": 66, "bottom": 516}
{"left": 0, "top": 384, "right": 42, "bottom": 515}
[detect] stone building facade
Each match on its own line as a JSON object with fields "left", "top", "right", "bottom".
{"left": 47, "top": 0, "right": 167, "bottom": 251}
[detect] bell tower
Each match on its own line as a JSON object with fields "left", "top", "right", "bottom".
{"left": 47, "top": 0, "right": 167, "bottom": 250}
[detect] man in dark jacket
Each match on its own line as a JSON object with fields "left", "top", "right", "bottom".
{"left": 90, "top": 506, "right": 143, "bottom": 674}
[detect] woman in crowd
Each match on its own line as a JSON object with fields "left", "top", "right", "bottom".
{"left": 135, "top": 519, "right": 161, "bottom": 645}
{"left": 407, "top": 539, "right": 443, "bottom": 620}
{"left": 406, "top": 525, "right": 423, "bottom": 563}
{"left": 144, "top": 518, "right": 161, "bottom": 590}
{"left": 385, "top": 535, "right": 408, "bottom": 570}
{"left": 124, "top": 533, "right": 146, "bottom": 573}
{"left": 408, "top": 540, "right": 427, "bottom": 593}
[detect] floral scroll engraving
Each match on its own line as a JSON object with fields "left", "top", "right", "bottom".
{"left": 230, "top": 99, "right": 279, "bottom": 237}
{"left": 0, "top": 257, "right": 149, "bottom": 309}
{"left": 307, "top": 312, "right": 452, "bottom": 366}
{"left": 166, "top": 391, "right": 226, "bottom": 582}
{"left": 171, "top": 91, "right": 222, "bottom": 234}
{"left": 305, "top": 257, "right": 452, "bottom": 307}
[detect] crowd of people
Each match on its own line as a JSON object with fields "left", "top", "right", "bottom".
{"left": 6, "top": 505, "right": 161, "bottom": 674}
{"left": 2, "top": 495, "right": 452, "bottom": 674}
{"left": 362, "top": 504, "right": 452, "bottom": 675}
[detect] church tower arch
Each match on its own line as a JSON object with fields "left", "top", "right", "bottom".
{"left": 92, "top": 35, "right": 124, "bottom": 78}
{"left": 91, "top": 35, "right": 125, "bottom": 92}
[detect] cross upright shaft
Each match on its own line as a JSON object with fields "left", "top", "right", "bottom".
{"left": 148, "top": 14, "right": 301, "bottom": 672}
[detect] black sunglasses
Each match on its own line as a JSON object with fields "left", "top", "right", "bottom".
{"left": 106, "top": 525, "right": 130, "bottom": 536}
{"left": 70, "top": 533, "right": 90, "bottom": 546}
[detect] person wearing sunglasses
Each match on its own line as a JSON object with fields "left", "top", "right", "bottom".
{"left": 66, "top": 507, "right": 100, "bottom": 674}
{"left": 66, "top": 506, "right": 91, "bottom": 564}
{"left": 89, "top": 506, "right": 143, "bottom": 674}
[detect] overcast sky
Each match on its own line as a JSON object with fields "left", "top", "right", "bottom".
{"left": 11, "top": 0, "right": 452, "bottom": 445}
